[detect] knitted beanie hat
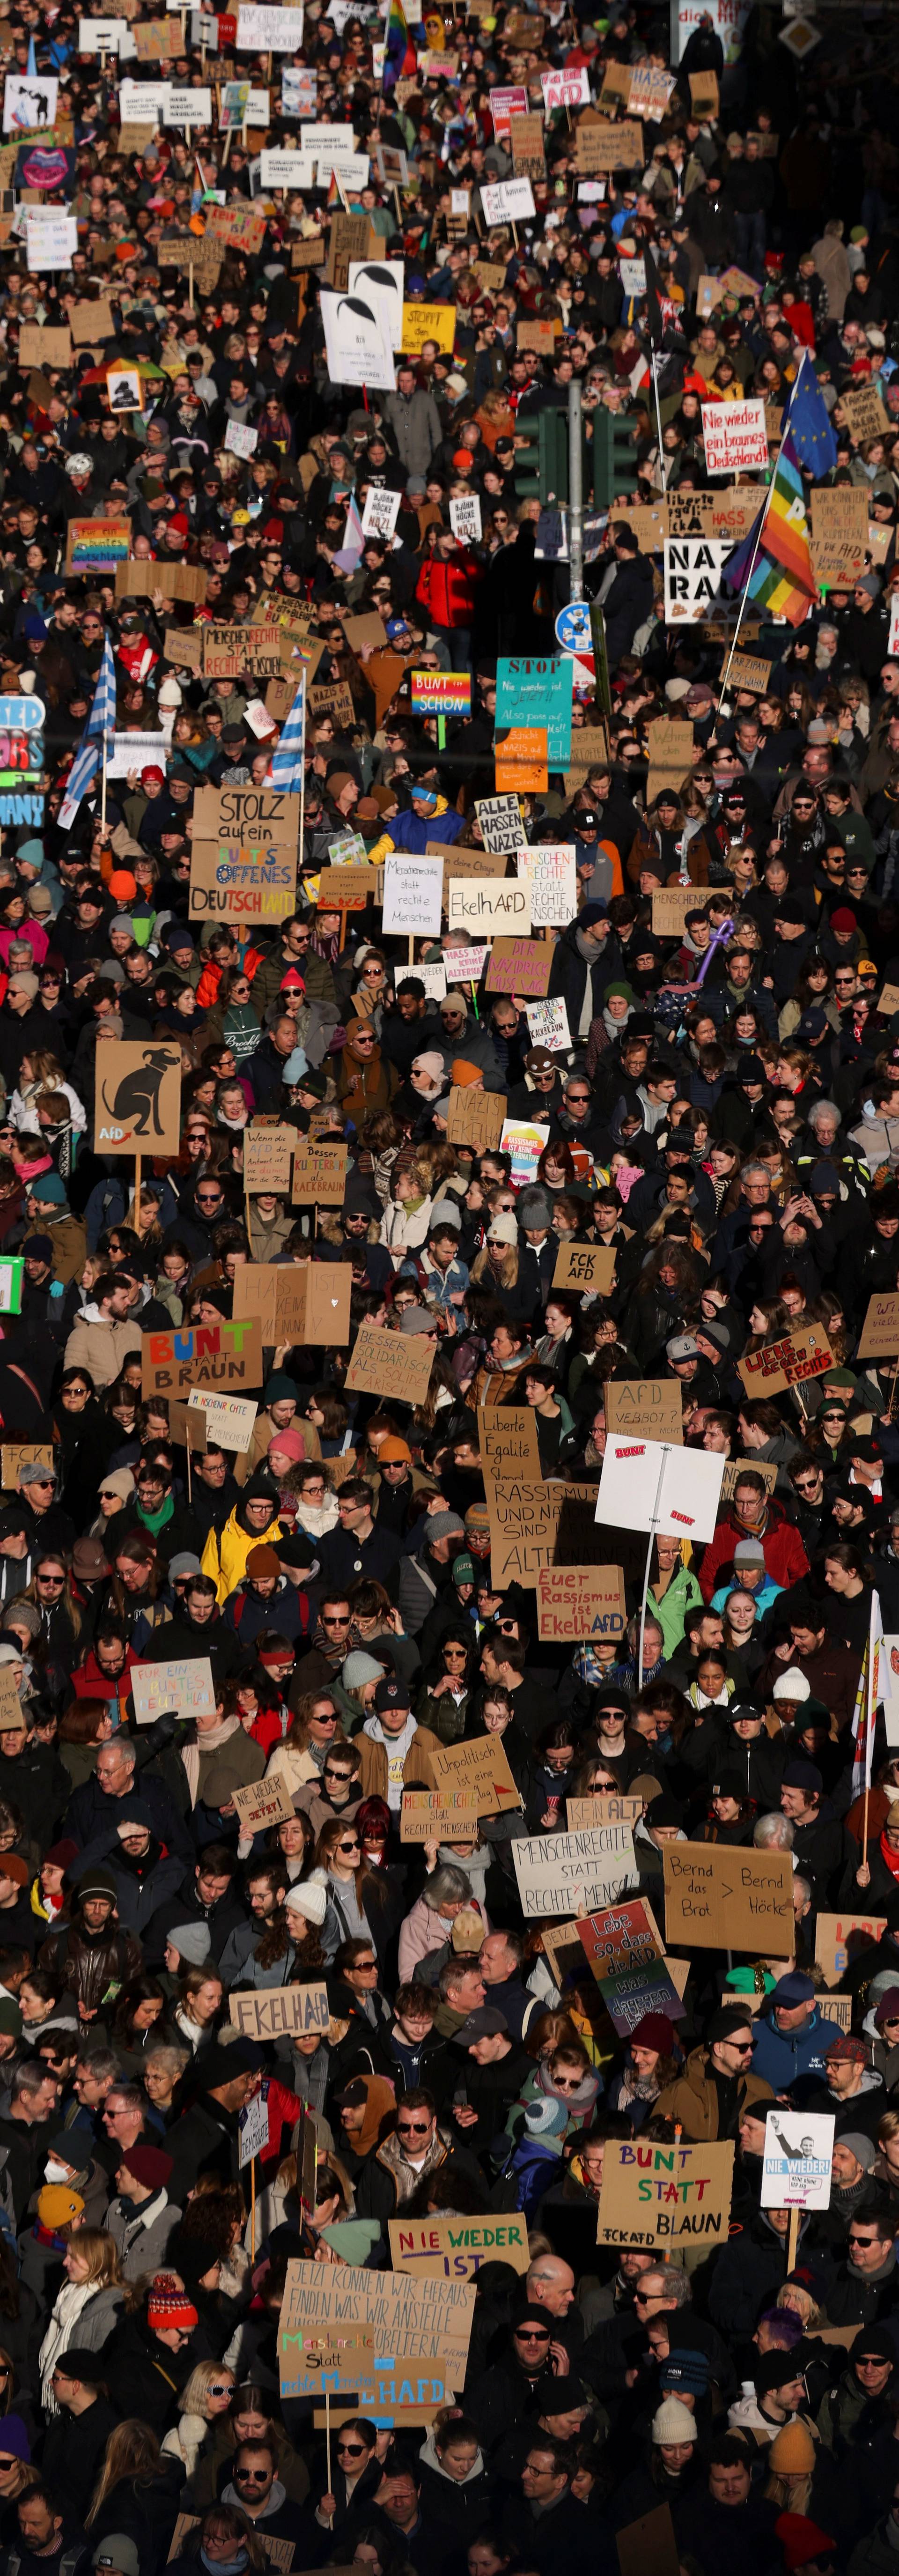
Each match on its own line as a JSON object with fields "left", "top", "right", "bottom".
{"left": 146, "top": 2274, "right": 199, "bottom": 2333}
{"left": 37, "top": 2185, "right": 83, "bottom": 2230}
{"left": 284, "top": 1879, "right": 328, "bottom": 1926}
{"left": 768, "top": 2421, "right": 817, "bottom": 2475}
{"left": 523, "top": 2095, "right": 569, "bottom": 2143}
{"left": 652, "top": 2398, "right": 697, "bottom": 2445}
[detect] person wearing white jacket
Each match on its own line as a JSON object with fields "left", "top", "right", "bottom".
{"left": 379, "top": 1172, "right": 433, "bottom": 1263}
{"left": 37, "top": 2223, "right": 124, "bottom": 2411}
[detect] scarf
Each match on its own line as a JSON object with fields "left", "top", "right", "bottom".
{"left": 181, "top": 1711, "right": 241, "bottom": 1805}
{"left": 138, "top": 1493, "right": 174, "bottom": 1535}
{"left": 880, "top": 1828, "right": 899, "bottom": 1883}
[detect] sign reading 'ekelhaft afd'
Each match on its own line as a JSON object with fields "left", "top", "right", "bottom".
{"left": 141, "top": 1319, "right": 263, "bottom": 1399}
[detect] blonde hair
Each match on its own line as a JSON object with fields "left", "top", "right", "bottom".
{"left": 67, "top": 2229, "right": 123, "bottom": 2291}
{"left": 180, "top": 2361, "right": 236, "bottom": 2420}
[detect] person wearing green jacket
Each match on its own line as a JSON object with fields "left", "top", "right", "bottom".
{"left": 646, "top": 1535, "right": 704, "bottom": 1657}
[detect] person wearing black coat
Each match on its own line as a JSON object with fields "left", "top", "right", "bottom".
{"left": 97, "top": 2293, "right": 199, "bottom": 2433}
{"left": 592, "top": 529, "right": 655, "bottom": 666}
{"left": 86, "top": 2456, "right": 186, "bottom": 2576}
{"left": 548, "top": 909, "right": 621, "bottom": 1044}
{"left": 464, "top": 2312, "right": 574, "bottom": 2459}
{"left": 416, "top": 2421, "right": 494, "bottom": 2562}
{"left": 309, "top": 2417, "right": 383, "bottom": 2539}
{"left": 449, "top": 2014, "right": 535, "bottom": 2163}
{"left": 39, "top": 2358, "right": 118, "bottom": 2527}
{"left": 500, "top": 2442, "right": 595, "bottom": 2576}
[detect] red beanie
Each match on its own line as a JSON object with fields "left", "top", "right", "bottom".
{"left": 147, "top": 2273, "right": 199, "bottom": 2332}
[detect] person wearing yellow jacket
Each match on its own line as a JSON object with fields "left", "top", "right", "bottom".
{"left": 201, "top": 1471, "right": 287, "bottom": 1606}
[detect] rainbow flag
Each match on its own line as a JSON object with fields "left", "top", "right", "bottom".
{"left": 383, "top": 0, "right": 417, "bottom": 89}
{"left": 722, "top": 428, "right": 816, "bottom": 628}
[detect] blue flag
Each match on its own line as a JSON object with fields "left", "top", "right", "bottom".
{"left": 787, "top": 350, "right": 838, "bottom": 478}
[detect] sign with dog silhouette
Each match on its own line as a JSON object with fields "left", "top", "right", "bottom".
{"left": 93, "top": 1042, "right": 182, "bottom": 1155}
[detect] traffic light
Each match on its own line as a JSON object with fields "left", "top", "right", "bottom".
{"left": 591, "top": 408, "right": 640, "bottom": 507}
{"left": 513, "top": 407, "right": 569, "bottom": 505}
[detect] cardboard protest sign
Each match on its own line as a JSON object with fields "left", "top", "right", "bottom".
{"left": 344, "top": 1322, "right": 435, "bottom": 1409}
{"left": 604, "top": 1380, "right": 682, "bottom": 1441}
{"left": 243, "top": 1124, "right": 294, "bottom": 1192}
{"left": 230, "top": 1983, "right": 330, "bottom": 2043}
{"left": 841, "top": 382, "right": 890, "bottom": 441}
{"left": 551, "top": 1243, "right": 616, "bottom": 1293}
{"left": 720, "top": 1456, "right": 778, "bottom": 1503}
{"left": 445, "top": 1088, "right": 506, "bottom": 1152}
{"left": 596, "top": 1439, "right": 726, "bottom": 1546}
{"left": 663, "top": 1841, "right": 794, "bottom": 1952}
{"left": 427, "top": 1733, "right": 521, "bottom": 1816}
{"left": 722, "top": 650, "right": 773, "bottom": 694}
{"left": 280, "top": 2259, "right": 475, "bottom": 2389}
{"left": 481, "top": 1406, "right": 541, "bottom": 1480}
{"left": 20, "top": 324, "right": 70, "bottom": 364}
{"left": 131, "top": 1657, "right": 216, "bottom": 1725}
{"left": 0, "top": 1666, "right": 24, "bottom": 1730}
{"left": 291, "top": 1142, "right": 348, "bottom": 1205}
{"left": 761, "top": 2109, "right": 834, "bottom": 2210}
{"left": 229, "top": 1774, "right": 296, "bottom": 1832}
{"left": 485, "top": 940, "right": 553, "bottom": 997}
{"left": 858, "top": 1295, "right": 899, "bottom": 1362}
{"left": 567, "top": 1794, "right": 642, "bottom": 1832}
{"left": 536, "top": 1565, "right": 627, "bottom": 1646}
{"left": 597, "top": 2137, "right": 734, "bottom": 2249}
{"left": 645, "top": 718, "right": 693, "bottom": 804}
{"left": 575, "top": 116, "right": 643, "bottom": 169}
{"left": 187, "top": 1392, "right": 258, "bottom": 1452}
{"left": 234, "top": 1263, "right": 352, "bottom": 1352}
{"left": 810, "top": 486, "right": 869, "bottom": 588}
{"left": 737, "top": 1321, "right": 833, "bottom": 1397}
{"left": 512, "top": 1822, "right": 636, "bottom": 1920}
{"left": 484, "top": 1475, "right": 597, "bottom": 1589}
{"left": 617, "top": 2506, "right": 679, "bottom": 2576}
{"left": 448, "top": 878, "right": 531, "bottom": 936}
{"left": 93, "top": 1042, "right": 181, "bottom": 1155}
{"left": 389, "top": 2215, "right": 530, "bottom": 2279}
{"left": 475, "top": 793, "right": 525, "bottom": 853}
{"left": 815, "top": 1912, "right": 886, "bottom": 1985}
{"left": 141, "top": 1321, "right": 263, "bottom": 1401}
{"left": 400, "top": 1790, "right": 482, "bottom": 1843}
{"left": 576, "top": 1895, "right": 666, "bottom": 1980}
{"left": 598, "top": 1954, "right": 688, "bottom": 2038}
{"left": 382, "top": 852, "right": 443, "bottom": 939}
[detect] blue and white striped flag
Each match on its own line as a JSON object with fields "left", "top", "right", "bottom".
{"left": 58, "top": 633, "right": 117, "bottom": 824}
{"left": 271, "top": 671, "right": 306, "bottom": 793}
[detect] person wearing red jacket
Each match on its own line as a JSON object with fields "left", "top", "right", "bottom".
{"left": 415, "top": 528, "right": 483, "bottom": 667}
{"left": 699, "top": 1469, "right": 810, "bottom": 1602}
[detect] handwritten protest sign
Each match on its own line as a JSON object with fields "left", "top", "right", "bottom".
{"left": 604, "top": 1380, "right": 682, "bottom": 1440}
{"left": 446, "top": 1088, "right": 506, "bottom": 1151}
{"left": 481, "top": 1406, "right": 541, "bottom": 1479}
{"left": 243, "top": 1125, "right": 294, "bottom": 1192}
{"left": 597, "top": 2138, "right": 734, "bottom": 2248}
{"left": 292, "top": 1143, "right": 348, "bottom": 1205}
{"left": 663, "top": 1842, "right": 794, "bottom": 1951}
{"left": 142, "top": 1321, "right": 263, "bottom": 1400}
{"left": 551, "top": 1243, "right": 616, "bottom": 1293}
{"left": 131, "top": 1658, "right": 215, "bottom": 1725}
{"left": 229, "top": 1984, "right": 330, "bottom": 2043}
{"left": 186, "top": 1392, "right": 258, "bottom": 1451}
{"left": 389, "top": 2216, "right": 529, "bottom": 2280}
{"left": 858, "top": 1295, "right": 899, "bottom": 1362}
{"left": 536, "top": 1565, "right": 626, "bottom": 1645}
{"left": 280, "top": 2259, "right": 475, "bottom": 2389}
{"left": 513, "top": 1822, "right": 636, "bottom": 1919}
{"left": 345, "top": 1323, "right": 435, "bottom": 1409}
{"left": 486, "top": 1476, "right": 597, "bottom": 1589}
{"left": 815, "top": 1913, "right": 887, "bottom": 1985}
{"left": 400, "top": 1791, "right": 482, "bottom": 1843}
{"left": 427, "top": 1733, "right": 521, "bottom": 1816}
{"left": 810, "top": 486, "right": 869, "bottom": 588}
{"left": 737, "top": 1320, "right": 833, "bottom": 1397}
{"left": 485, "top": 940, "right": 553, "bottom": 997}
{"left": 229, "top": 1775, "right": 296, "bottom": 1832}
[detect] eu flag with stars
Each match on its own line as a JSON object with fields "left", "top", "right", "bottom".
{"left": 788, "top": 349, "right": 838, "bottom": 478}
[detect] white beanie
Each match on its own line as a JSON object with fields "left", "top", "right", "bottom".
{"left": 652, "top": 2398, "right": 697, "bottom": 2444}
{"left": 284, "top": 1880, "right": 327, "bottom": 1926}
{"left": 772, "top": 1666, "right": 811, "bottom": 1702}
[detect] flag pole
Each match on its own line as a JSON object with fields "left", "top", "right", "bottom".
{"left": 298, "top": 668, "right": 307, "bottom": 861}
{"left": 651, "top": 355, "right": 667, "bottom": 495}
{"left": 862, "top": 1590, "right": 879, "bottom": 1869}
{"left": 716, "top": 416, "right": 792, "bottom": 716}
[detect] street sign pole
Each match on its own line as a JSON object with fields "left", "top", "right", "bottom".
{"left": 568, "top": 378, "right": 583, "bottom": 607}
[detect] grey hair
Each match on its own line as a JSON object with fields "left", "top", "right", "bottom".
{"left": 807, "top": 1099, "right": 840, "bottom": 1129}
{"left": 741, "top": 1161, "right": 770, "bottom": 1184}
{"left": 754, "top": 1813, "right": 795, "bottom": 1851}
{"left": 424, "top": 1866, "right": 470, "bottom": 1912}
{"left": 144, "top": 2044, "right": 190, "bottom": 2080}
{"left": 75, "top": 2048, "right": 118, "bottom": 2083}
{"left": 641, "top": 2263, "right": 692, "bottom": 2307}
{"left": 793, "top": 1874, "right": 813, "bottom": 1907}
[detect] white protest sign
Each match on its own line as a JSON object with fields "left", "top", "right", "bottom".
{"left": 480, "top": 176, "right": 536, "bottom": 223}
{"left": 25, "top": 214, "right": 77, "bottom": 269}
{"left": 225, "top": 420, "right": 258, "bottom": 459}
{"left": 525, "top": 997, "right": 571, "bottom": 1052}
{"left": 260, "top": 148, "right": 311, "bottom": 185}
{"left": 237, "top": 3, "right": 304, "bottom": 40}
{"left": 761, "top": 2109, "right": 834, "bottom": 2210}
{"left": 596, "top": 1436, "right": 726, "bottom": 1546}
{"left": 619, "top": 257, "right": 646, "bottom": 297}
{"left": 450, "top": 494, "right": 482, "bottom": 544}
{"left": 513, "top": 1822, "right": 636, "bottom": 1920}
{"left": 516, "top": 841, "right": 577, "bottom": 927}
{"left": 348, "top": 257, "right": 405, "bottom": 351}
{"left": 320, "top": 287, "right": 395, "bottom": 395}
{"left": 361, "top": 483, "right": 401, "bottom": 540}
{"left": 301, "top": 118, "right": 356, "bottom": 159}
{"left": 238, "top": 2084, "right": 270, "bottom": 2168}
{"left": 541, "top": 64, "right": 590, "bottom": 107}
{"left": 80, "top": 21, "right": 128, "bottom": 49}
{"left": 187, "top": 1390, "right": 257, "bottom": 1451}
{"left": 4, "top": 71, "right": 59, "bottom": 128}
{"left": 164, "top": 83, "right": 212, "bottom": 119}
{"left": 888, "top": 594, "right": 899, "bottom": 659}
{"left": 397, "top": 961, "right": 448, "bottom": 1003}
{"left": 119, "top": 77, "right": 168, "bottom": 115}
{"left": 131, "top": 1656, "right": 216, "bottom": 1726}
{"left": 106, "top": 731, "right": 168, "bottom": 779}
{"left": 701, "top": 399, "right": 769, "bottom": 476}
{"left": 663, "top": 537, "right": 729, "bottom": 624}
{"left": 383, "top": 854, "right": 443, "bottom": 940}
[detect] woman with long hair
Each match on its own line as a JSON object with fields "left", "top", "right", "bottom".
{"left": 414, "top": 1626, "right": 477, "bottom": 1743}
{"left": 164, "top": 1965, "right": 224, "bottom": 2056}
{"left": 310, "top": 1815, "right": 391, "bottom": 1969}
{"left": 87, "top": 2419, "right": 187, "bottom": 2575}
{"left": 38, "top": 2232, "right": 125, "bottom": 2409}
{"left": 167, "top": 2505, "right": 268, "bottom": 2576}
{"left": 629, "top": 1240, "right": 703, "bottom": 1372}
{"left": 110, "top": 1976, "right": 167, "bottom": 2073}
{"left": 266, "top": 1689, "right": 343, "bottom": 1799}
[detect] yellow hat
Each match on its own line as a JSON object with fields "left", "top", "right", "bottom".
{"left": 37, "top": 2184, "right": 84, "bottom": 2230}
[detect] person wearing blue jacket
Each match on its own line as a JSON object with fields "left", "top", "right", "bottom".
{"left": 751, "top": 1970, "right": 846, "bottom": 2093}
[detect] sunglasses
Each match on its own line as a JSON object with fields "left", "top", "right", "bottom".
{"left": 516, "top": 2328, "right": 550, "bottom": 2341}
{"left": 235, "top": 2471, "right": 269, "bottom": 2484}
{"left": 337, "top": 2441, "right": 366, "bottom": 2456}
{"left": 397, "top": 2119, "right": 431, "bottom": 2135}
{"left": 338, "top": 1840, "right": 360, "bottom": 1853}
